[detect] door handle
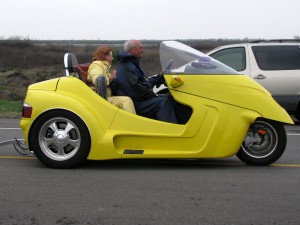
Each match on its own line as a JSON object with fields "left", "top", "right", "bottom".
{"left": 254, "top": 74, "right": 266, "bottom": 80}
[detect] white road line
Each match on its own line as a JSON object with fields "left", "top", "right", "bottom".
{"left": 0, "top": 128, "right": 21, "bottom": 130}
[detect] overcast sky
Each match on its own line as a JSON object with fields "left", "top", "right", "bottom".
{"left": 1, "top": 0, "right": 299, "bottom": 40}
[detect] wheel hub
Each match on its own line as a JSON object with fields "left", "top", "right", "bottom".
{"left": 56, "top": 133, "right": 67, "bottom": 143}
{"left": 241, "top": 120, "right": 280, "bottom": 159}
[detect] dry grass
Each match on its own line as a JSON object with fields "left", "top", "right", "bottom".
{"left": 0, "top": 41, "right": 162, "bottom": 102}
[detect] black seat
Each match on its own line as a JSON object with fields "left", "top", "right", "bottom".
{"left": 64, "top": 53, "right": 79, "bottom": 76}
{"left": 63, "top": 53, "right": 88, "bottom": 83}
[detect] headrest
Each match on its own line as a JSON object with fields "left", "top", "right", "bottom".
{"left": 64, "top": 53, "right": 78, "bottom": 76}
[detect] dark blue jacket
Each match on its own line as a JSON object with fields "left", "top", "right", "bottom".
{"left": 113, "top": 52, "right": 163, "bottom": 101}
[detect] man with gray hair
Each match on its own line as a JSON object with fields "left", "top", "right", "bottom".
{"left": 113, "top": 40, "right": 178, "bottom": 123}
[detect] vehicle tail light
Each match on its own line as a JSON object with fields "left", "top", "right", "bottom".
{"left": 22, "top": 102, "right": 32, "bottom": 118}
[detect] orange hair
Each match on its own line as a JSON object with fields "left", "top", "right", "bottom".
{"left": 92, "top": 45, "right": 112, "bottom": 61}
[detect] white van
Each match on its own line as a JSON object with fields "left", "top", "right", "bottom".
{"left": 208, "top": 40, "right": 300, "bottom": 120}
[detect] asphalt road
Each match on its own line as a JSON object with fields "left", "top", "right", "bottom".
{"left": 0, "top": 119, "right": 299, "bottom": 225}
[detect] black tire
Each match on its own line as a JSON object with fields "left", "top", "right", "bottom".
{"left": 29, "top": 110, "right": 91, "bottom": 169}
{"left": 294, "top": 109, "right": 300, "bottom": 121}
{"left": 236, "top": 119, "right": 286, "bottom": 166}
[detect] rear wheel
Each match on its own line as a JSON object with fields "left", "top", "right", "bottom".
{"left": 29, "top": 110, "right": 90, "bottom": 168}
{"left": 237, "top": 119, "right": 286, "bottom": 166}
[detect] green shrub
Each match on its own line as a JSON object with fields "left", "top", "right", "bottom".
{"left": 0, "top": 99, "right": 23, "bottom": 113}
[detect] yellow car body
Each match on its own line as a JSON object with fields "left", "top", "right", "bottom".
{"left": 20, "top": 41, "right": 293, "bottom": 168}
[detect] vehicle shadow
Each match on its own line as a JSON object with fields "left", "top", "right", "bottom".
{"left": 79, "top": 158, "right": 249, "bottom": 170}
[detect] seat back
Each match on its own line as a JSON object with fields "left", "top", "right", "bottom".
{"left": 64, "top": 53, "right": 78, "bottom": 76}
{"left": 63, "top": 53, "right": 89, "bottom": 83}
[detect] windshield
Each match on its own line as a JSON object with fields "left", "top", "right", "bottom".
{"left": 160, "top": 41, "right": 239, "bottom": 75}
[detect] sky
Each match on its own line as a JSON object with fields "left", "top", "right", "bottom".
{"left": 1, "top": 0, "right": 300, "bottom": 41}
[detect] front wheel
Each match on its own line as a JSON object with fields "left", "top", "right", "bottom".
{"left": 29, "top": 110, "right": 91, "bottom": 168}
{"left": 236, "top": 119, "right": 287, "bottom": 166}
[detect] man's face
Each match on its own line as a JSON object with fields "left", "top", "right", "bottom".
{"left": 130, "top": 41, "right": 144, "bottom": 59}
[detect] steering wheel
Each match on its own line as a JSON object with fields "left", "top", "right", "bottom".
{"left": 155, "top": 59, "right": 174, "bottom": 92}
{"left": 162, "top": 59, "right": 173, "bottom": 74}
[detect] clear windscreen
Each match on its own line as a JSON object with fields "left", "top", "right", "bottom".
{"left": 160, "top": 41, "right": 239, "bottom": 75}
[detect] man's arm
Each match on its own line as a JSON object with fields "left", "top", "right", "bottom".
{"left": 148, "top": 73, "right": 165, "bottom": 87}
{"left": 124, "top": 68, "right": 155, "bottom": 99}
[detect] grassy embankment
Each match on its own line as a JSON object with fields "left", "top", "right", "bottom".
{"left": 0, "top": 40, "right": 96, "bottom": 118}
{"left": 0, "top": 99, "right": 22, "bottom": 118}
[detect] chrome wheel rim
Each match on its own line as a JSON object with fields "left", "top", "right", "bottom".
{"left": 38, "top": 117, "right": 81, "bottom": 161}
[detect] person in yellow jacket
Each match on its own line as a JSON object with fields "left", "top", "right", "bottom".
{"left": 88, "top": 45, "right": 136, "bottom": 114}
